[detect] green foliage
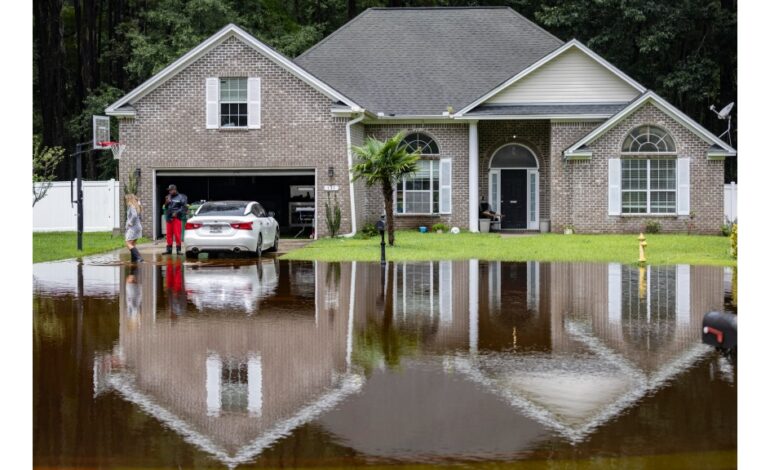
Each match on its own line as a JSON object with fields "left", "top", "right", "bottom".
{"left": 32, "top": 135, "right": 66, "bottom": 207}
{"left": 68, "top": 85, "right": 125, "bottom": 179}
{"left": 324, "top": 192, "right": 342, "bottom": 237}
{"left": 644, "top": 220, "right": 661, "bottom": 234}
{"left": 359, "top": 221, "right": 379, "bottom": 239}
{"left": 730, "top": 223, "right": 737, "bottom": 259}
{"left": 431, "top": 223, "right": 449, "bottom": 233}
{"left": 350, "top": 132, "right": 421, "bottom": 189}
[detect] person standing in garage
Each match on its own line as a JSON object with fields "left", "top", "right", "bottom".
{"left": 164, "top": 184, "right": 188, "bottom": 255}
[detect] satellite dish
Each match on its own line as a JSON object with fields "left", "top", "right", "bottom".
{"left": 709, "top": 101, "right": 735, "bottom": 146}
{"left": 717, "top": 102, "right": 734, "bottom": 119}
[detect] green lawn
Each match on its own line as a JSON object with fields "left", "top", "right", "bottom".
{"left": 281, "top": 231, "right": 735, "bottom": 266}
{"left": 33, "top": 231, "right": 149, "bottom": 263}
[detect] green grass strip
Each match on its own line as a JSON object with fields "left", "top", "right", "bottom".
{"left": 281, "top": 231, "right": 734, "bottom": 266}
{"left": 33, "top": 231, "right": 149, "bottom": 263}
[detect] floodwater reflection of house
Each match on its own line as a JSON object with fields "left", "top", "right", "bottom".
{"left": 324, "top": 260, "right": 729, "bottom": 457}
{"left": 94, "top": 260, "right": 363, "bottom": 467}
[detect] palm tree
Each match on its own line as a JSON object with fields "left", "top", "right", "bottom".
{"left": 351, "top": 131, "right": 420, "bottom": 246}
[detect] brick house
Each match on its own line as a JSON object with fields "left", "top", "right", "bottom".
{"left": 106, "top": 7, "right": 735, "bottom": 239}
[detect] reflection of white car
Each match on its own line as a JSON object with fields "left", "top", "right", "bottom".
{"left": 184, "top": 201, "right": 279, "bottom": 258}
{"left": 185, "top": 260, "right": 279, "bottom": 314}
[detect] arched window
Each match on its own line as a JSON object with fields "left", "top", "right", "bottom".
{"left": 400, "top": 132, "right": 439, "bottom": 155}
{"left": 622, "top": 125, "right": 676, "bottom": 153}
{"left": 489, "top": 144, "right": 538, "bottom": 168}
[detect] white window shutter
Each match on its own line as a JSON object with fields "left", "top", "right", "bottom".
{"left": 439, "top": 158, "right": 452, "bottom": 214}
{"left": 247, "top": 77, "right": 261, "bottom": 129}
{"left": 206, "top": 78, "right": 219, "bottom": 129}
{"left": 677, "top": 157, "right": 691, "bottom": 215}
{"left": 608, "top": 158, "right": 621, "bottom": 215}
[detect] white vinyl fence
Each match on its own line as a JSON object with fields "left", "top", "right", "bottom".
{"left": 724, "top": 182, "right": 737, "bottom": 223}
{"left": 33, "top": 180, "right": 120, "bottom": 232}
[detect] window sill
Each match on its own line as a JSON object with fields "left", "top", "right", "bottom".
{"left": 615, "top": 213, "right": 680, "bottom": 218}
{"left": 216, "top": 126, "right": 253, "bottom": 131}
{"left": 395, "top": 213, "right": 443, "bottom": 217}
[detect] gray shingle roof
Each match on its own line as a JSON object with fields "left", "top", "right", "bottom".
{"left": 465, "top": 103, "right": 628, "bottom": 117}
{"left": 294, "top": 7, "right": 563, "bottom": 116}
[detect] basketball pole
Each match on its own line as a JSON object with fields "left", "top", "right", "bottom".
{"left": 71, "top": 142, "right": 91, "bottom": 251}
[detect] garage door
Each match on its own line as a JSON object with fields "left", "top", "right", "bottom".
{"left": 155, "top": 170, "right": 315, "bottom": 239}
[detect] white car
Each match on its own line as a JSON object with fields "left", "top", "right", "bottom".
{"left": 184, "top": 201, "right": 279, "bottom": 258}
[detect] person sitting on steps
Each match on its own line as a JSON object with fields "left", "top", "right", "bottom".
{"left": 479, "top": 196, "right": 503, "bottom": 230}
{"left": 164, "top": 184, "right": 188, "bottom": 255}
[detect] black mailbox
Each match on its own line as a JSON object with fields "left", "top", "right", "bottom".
{"left": 702, "top": 311, "right": 737, "bottom": 351}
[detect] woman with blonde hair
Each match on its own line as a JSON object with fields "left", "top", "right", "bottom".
{"left": 125, "top": 194, "right": 144, "bottom": 263}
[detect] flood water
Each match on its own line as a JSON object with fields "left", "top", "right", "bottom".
{"left": 33, "top": 254, "right": 737, "bottom": 469}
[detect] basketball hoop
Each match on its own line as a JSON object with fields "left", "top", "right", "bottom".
{"left": 98, "top": 141, "right": 126, "bottom": 160}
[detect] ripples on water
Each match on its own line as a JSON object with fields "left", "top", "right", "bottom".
{"left": 33, "top": 256, "right": 737, "bottom": 469}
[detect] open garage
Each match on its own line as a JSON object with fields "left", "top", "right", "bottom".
{"left": 154, "top": 170, "right": 316, "bottom": 239}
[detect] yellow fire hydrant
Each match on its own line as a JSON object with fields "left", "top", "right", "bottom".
{"left": 638, "top": 232, "right": 647, "bottom": 264}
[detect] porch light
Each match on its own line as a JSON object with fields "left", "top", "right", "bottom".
{"left": 134, "top": 168, "right": 141, "bottom": 180}
{"left": 328, "top": 166, "right": 335, "bottom": 178}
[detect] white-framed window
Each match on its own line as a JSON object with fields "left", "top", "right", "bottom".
{"left": 395, "top": 133, "right": 450, "bottom": 215}
{"left": 397, "top": 159, "right": 439, "bottom": 214}
{"left": 621, "top": 158, "right": 677, "bottom": 214}
{"left": 206, "top": 76, "right": 261, "bottom": 129}
{"left": 220, "top": 77, "right": 248, "bottom": 127}
{"left": 611, "top": 125, "right": 684, "bottom": 215}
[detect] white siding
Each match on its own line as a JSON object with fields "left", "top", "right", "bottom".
{"left": 487, "top": 48, "right": 640, "bottom": 104}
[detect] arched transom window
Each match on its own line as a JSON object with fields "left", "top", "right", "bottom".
{"left": 622, "top": 125, "right": 676, "bottom": 153}
{"left": 400, "top": 132, "right": 440, "bottom": 155}
{"left": 489, "top": 144, "right": 538, "bottom": 168}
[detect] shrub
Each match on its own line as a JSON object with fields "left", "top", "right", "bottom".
{"left": 644, "top": 220, "right": 661, "bottom": 234}
{"left": 324, "top": 194, "right": 342, "bottom": 237}
{"left": 431, "top": 223, "right": 449, "bottom": 233}
{"left": 359, "top": 222, "right": 379, "bottom": 239}
{"left": 730, "top": 223, "right": 737, "bottom": 259}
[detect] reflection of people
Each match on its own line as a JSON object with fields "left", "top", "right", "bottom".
{"left": 125, "top": 266, "right": 142, "bottom": 327}
{"left": 479, "top": 197, "right": 503, "bottom": 222}
{"left": 165, "top": 259, "right": 187, "bottom": 318}
{"left": 164, "top": 184, "right": 188, "bottom": 256}
{"left": 125, "top": 194, "right": 144, "bottom": 262}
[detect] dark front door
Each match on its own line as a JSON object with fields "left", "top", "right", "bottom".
{"left": 500, "top": 170, "right": 527, "bottom": 229}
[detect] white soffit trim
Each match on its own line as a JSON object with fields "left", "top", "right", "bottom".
{"left": 456, "top": 39, "right": 646, "bottom": 116}
{"left": 105, "top": 24, "right": 360, "bottom": 114}
{"left": 563, "top": 91, "right": 737, "bottom": 158}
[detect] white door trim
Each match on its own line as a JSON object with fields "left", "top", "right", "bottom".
{"left": 489, "top": 167, "right": 539, "bottom": 230}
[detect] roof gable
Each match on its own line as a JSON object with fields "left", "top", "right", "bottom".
{"left": 294, "top": 7, "right": 563, "bottom": 116}
{"left": 458, "top": 40, "right": 645, "bottom": 115}
{"left": 563, "top": 91, "right": 737, "bottom": 159}
{"left": 106, "top": 24, "right": 360, "bottom": 116}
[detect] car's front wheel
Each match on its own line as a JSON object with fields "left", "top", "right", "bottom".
{"left": 185, "top": 251, "right": 198, "bottom": 259}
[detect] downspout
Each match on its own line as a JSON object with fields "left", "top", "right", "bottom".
{"left": 342, "top": 111, "right": 366, "bottom": 237}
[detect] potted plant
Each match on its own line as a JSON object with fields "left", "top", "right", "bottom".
{"left": 563, "top": 224, "right": 575, "bottom": 235}
{"left": 432, "top": 223, "right": 449, "bottom": 234}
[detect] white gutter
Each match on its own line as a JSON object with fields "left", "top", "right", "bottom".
{"left": 342, "top": 112, "right": 366, "bottom": 237}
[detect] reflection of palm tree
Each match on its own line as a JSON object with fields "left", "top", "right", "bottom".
{"left": 352, "top": 262, "right": 420, "bottom": 375}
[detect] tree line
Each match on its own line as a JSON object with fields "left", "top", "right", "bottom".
{"left": 33, "top": 0, "right": 737, "bottom": 181}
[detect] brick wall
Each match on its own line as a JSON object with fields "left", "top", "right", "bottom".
{"left": 363, "top": 124, "right": 469, "bottom": 230}
{"left": 549, "top": 103, "right": 724, "bottom": 234}
{"left": 117, "top": 36, "right": 351, "bottom": 238}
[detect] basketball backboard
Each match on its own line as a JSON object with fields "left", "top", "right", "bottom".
{"left": 93, "top": 115, "right": 111, "bottom": 149}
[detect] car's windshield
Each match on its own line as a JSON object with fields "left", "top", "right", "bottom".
{"left": 196, "top": 202, "right": 248, "bottom": 216}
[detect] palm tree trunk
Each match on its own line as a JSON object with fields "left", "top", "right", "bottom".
{"left": 382, "top": 182, "right": 395, "bottom": 246}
